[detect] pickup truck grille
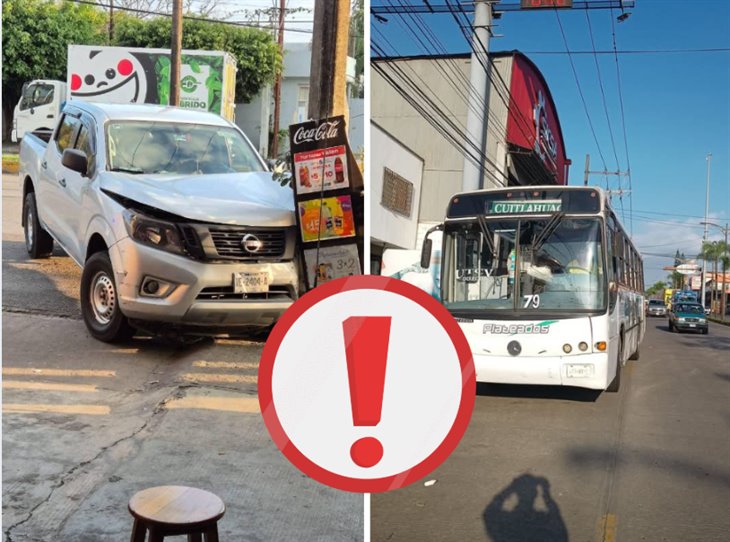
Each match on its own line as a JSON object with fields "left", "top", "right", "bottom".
{"left": 208, "top": 227, "right": 287, "bottom": 259}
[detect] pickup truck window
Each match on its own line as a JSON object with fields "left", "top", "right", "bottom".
{"left": 106, "top": 121, "right": 265, "bottom": 176}
{"left": 56, "top": 115, "right": 81, "bottom": 154}
{"left": 75, "top": 125, "right": 95, "bottom": 176}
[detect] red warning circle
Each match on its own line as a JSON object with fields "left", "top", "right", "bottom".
{"left": 258, "top": 275, "right": 475, "bottom": 493}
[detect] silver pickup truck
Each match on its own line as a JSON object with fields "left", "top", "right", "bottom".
{"left": 19, "top": 101, "right": 299, "bottom": 342}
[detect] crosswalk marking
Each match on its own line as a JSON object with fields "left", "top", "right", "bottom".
{"left": 182, "top": 373, "right": 257, "bottom": 384}
{"left": 2, "top": 368, "right": 115, "bottom": 378}
{"left": 165, "top": 396, "right": 259, "bottom": 413}
{"left": 3, "top": 403, "right": 110, "bottom": 416}
{"left": 192, "top": 361, "right": 259, "bottom": 370}
{"left": 2, "top": 380, "right": 98, "bottom": 393}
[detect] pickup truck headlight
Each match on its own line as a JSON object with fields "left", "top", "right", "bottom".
{"left": 677, "top": 317, "right": 685, "bottom": 322}
{"left": 123, "top": 209, "right": 185, "bottom": 255}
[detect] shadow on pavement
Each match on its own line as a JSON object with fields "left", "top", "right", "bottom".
{"left": 477, "top": 382, "right": 601, "bottom": 403}
{"left": 714, "top": 372, "right": 730, "bottom": 383}
{"left": 567, "top": 446, "right": 730, "bottom": 489}
{"left": 483, "top": 473, "right": 569, "bottom": 542}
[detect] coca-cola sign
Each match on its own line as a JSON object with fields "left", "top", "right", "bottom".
{"left": 293, "top": 120, "right": 341, "bottom": 145}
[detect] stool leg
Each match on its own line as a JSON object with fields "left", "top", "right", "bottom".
{"left": 148, "top": 527, "right": 165, "bottom": 542}
{"left": 203, "top": 525, "right": 219, "bottom": 542}
{"left": 188, "top": 534, "right": 203, "bottom": 542}
{"left": 130, "top": 519, "right": 147, "bottom": 542}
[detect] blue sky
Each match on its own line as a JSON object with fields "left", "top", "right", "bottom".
{"left": 371, "top": 0, "right": 730, "bottom": 285}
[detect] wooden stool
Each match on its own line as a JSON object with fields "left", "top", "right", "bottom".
{"left": 128, "top": 486, "right": 225, "bottom": 542}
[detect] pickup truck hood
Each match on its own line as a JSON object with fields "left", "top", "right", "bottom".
{"left": 98, "top": 171, "right": 295, "bottom": 227}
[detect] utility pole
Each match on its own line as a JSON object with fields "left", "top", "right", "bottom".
{"left": 170, "top": 0, "right": 183, "bottom": 106}
{"left": 701, "top": 153, "right": 711, "bottom": 310}
{"left": 461, "top": 0, "right": 492, "bottom": 192}
{"left": 271, "top": 0, "right": 286, "bottom": 159}
{"left": 308, "top": 0, "right": 351, "bottom": 120}
{"left": 109, "top": 0, "right": 114, "bottom": 44}
{"left": 583, "top": 154, "right": 590, "bottom": 186}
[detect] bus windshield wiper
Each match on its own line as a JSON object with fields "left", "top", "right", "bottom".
{"left": 476, "top": 214, "right": 495, "bottom": 256}
{"left": 532, "top": 211, "right": 565, "bottom": 252}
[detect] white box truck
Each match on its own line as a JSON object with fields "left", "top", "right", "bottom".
{"left": 11, "top": 45, "right": 237, "bottom": 142}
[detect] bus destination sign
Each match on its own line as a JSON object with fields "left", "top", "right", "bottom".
{"left": 520, "top": 0, "right": 573, "bottom": 9}
{"left": 489, "top": 200, "right": 562, "bottom": 214}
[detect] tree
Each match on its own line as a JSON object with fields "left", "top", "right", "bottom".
{"left": 699, "top": 241, "right": 723, "bottom": 312}
{"left": 2, "top": 0, "right": 107, "bottom": 139}
{"left": 645, "top": 280, "right": 668, "bottom": 298}
{"left": 113, "top": 16, "right": 280, "bottom": 103}
{"left": 349, "top": 0, "right": 364, "bottom": 98}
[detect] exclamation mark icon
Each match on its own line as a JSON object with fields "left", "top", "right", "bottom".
{"left": 342, "top": 316, "right": 391, "bottom": 468}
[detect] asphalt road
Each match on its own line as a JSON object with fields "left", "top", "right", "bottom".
{"left": 372, "top": 317, "right": 730, "bottom": 541}
{"left": 1, "top": 173, "right": 363, "bottom": 541}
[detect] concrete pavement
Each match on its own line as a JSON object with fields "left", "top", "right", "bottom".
{"left": 372, "top": 319, "right": 730, "bottom": 542}
{"left": 2, "top": 172, "right": 363, "bottom": 541}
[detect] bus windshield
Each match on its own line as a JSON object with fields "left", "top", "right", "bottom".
{"left": 443, "top": 217, "right": 605, "bottom": 313}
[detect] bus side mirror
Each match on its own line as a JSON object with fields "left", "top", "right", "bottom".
{"left": 421, "top": 238, "right": 433, "bottom": 269}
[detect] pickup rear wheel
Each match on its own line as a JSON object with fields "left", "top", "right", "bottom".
{"left": 81, "top": 252, "right": 134, "bottom": 342}
{"left": 24, "top": 193, "right": 54, "bottom": 258}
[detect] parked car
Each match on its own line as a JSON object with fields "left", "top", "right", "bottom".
{"left": 668, "top": 302, "right": 708, "bottom": 334}
{"left": 19, "top": 101, "right": 299, "bottom": 342}
{"left": 646, "top": 299, "right": 667, "bottom": 317}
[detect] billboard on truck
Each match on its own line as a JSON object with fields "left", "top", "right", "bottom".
{"left": 67, "top": 45, "right": 237, "bottom": 120}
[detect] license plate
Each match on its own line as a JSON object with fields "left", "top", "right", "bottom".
{"left": 689, "top": 323, "right": 696, "bottom": 328}
{"left": 233, "top": 272, "right": 269, "bottom": 294}
{"left": 566, "top": 364, "right": 594, "bottom": 378}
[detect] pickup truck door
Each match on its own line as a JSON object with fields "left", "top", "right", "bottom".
{"left": 55, "top": 118, "right": 98, "bottom": 263}
{"left": 38, "top": 113, "right": 82, "bottom": 260}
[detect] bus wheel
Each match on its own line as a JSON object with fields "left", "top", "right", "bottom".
{"left": 629, "top": 345, "right": 640, "bottom": 361}
{"left": 607, "top": 338, "right": 623, "bottom": 393}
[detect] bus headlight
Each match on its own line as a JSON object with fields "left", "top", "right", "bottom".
{"left": 562, "top": 344, "right": 572, "bottom": 354}
{"left": 578, "top": 342, "right": 588, "bottom": 352}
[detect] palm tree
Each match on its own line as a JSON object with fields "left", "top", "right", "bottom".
{"left": 699, "top": 241, "right": 722, "bottom": 312}
{"left": 720, "top": 247, "right": 730, "bottom": 319}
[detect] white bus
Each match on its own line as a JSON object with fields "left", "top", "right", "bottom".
{"left": 420, "top": 186, "right": 645, "bottom": 392}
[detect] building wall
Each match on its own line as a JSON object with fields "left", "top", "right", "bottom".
{"left": 372, "top": 56, "right": 512, "bottom": 223}
{"left": 371, "top": 123, "right": 424, "bottom": 250}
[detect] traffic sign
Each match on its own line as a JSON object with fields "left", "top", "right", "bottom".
{"left": 258, "top": 275, "right": 475, "bottom": 493}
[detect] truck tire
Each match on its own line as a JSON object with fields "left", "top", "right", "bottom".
{"left": 80, "top": 251, "right": 135, "bottom": 342}
{"left": 24, "top": 192, "right": 54, "bottom": 258}
{"left": 607, "top": 337, "right": 623, "bottom": 393}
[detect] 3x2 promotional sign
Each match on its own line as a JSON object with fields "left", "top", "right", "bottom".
{"left": 289, "top": 116, "right": 364, "bottom": 290}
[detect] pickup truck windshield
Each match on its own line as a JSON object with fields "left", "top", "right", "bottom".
{"left": 106, "top": 121, "right": 265, "bottom": 175}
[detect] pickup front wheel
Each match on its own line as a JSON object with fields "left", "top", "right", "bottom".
{"left": 81, "top": 252, "right": 135, "bottom": 342}
{"left": 24, "top": 192, "right": 54, "bottom": 258}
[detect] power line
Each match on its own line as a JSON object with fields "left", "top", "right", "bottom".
{"left": 68, "top": 0, "right": 313, "bottom": 33}
{"left": 585, "top": 9, "right": 620, "bottom": 172}
{"left": 522, "top": 47, "right": 730, "bottom": 55}
{"left": 553, "top": 8, "right": 610, "bottom": 187}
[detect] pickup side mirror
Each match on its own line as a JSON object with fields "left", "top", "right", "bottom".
{"left": 421, "top": 238, "right": 433, "bottom": 269}
{"left": 62, "top": 148, "right": 88, "bottom": 176}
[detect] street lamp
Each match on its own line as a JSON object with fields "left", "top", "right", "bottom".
{"left": 700, "top": 221, "right": 729, "bottom": 319}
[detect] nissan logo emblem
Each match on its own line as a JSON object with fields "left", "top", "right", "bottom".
{"left": 241, "top": 233, "right": 263, "bottom": 253}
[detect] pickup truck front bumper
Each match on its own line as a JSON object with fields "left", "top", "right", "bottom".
{"left": 109, "top": 236, "right": 298, "bottom": 328}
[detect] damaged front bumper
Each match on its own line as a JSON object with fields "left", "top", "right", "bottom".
{"left": 109, "top": 236, "right": 298, "bottom": 328}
